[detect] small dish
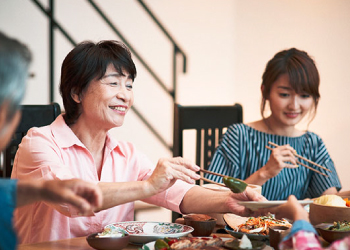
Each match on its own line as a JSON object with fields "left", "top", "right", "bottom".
{"left": 237, "top": 200, "right": 313, "bottom": 211}
{"left": 224, "top": 238, "right": 266, "bottom": 250}
{"left": 86, "top": 233, "right": 130, "bottom": 250}
{"left": 104, "top": 221, "right": 193, "bottom": 244}
{"left": 315, "top": 223, "right": 350, "bottom": 243}
{"left": 269, "top": 226, "right": 291, "bottom": 250}
{"left": 183, "top": 214, "right": 217, "bottom": 236}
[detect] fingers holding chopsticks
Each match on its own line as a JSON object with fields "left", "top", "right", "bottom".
{"left": 262, "top": 144, "right": 299, "bottom": 179}
{"left": 147, "top": 157, "right": 201, "bottom": 194}
{"left": 267, "top": 141, "right": 329, "bottom": 177}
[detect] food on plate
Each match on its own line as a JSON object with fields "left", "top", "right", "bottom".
{"left": 314, "top": 195, "right": 347, "bottom": 207}
{"left": 239, "top": 234, "right": 252, "bottom": 249}
{"left": 155, "top": 239, "right": 170, "bottom": 250}
{"left": 97, "top": 227, "right": 127, "bottom": 238}
{"left": 343, "top": 198, "right": 350, "bottom": 207}
{"left": 327, "top": 221, "right": 350, "bottom": 231}
{"left": 154, "top": 236, "right": 224, "bottom": 250}
{"left": 223, "top": 176, "right": 247, "bottom": 193}
{"left": 235, "top": 215, "right": 291, "bottom": 235}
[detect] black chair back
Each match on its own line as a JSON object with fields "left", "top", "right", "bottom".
{"left": 172, "top": 103, "right": 243, "bottom": 221}
{"left": 1, "top": 103, "right": 61, "bottom": 178}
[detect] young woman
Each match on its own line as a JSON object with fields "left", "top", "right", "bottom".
{"left": 206, "top": 48, "right": 341, "bottom": 200}
{"left": 12, "top": 40, "right": 265, "bottom": 244}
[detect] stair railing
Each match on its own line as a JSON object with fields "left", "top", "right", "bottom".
{"left": 30, "top": 0, "right": 188, "bottom": 152}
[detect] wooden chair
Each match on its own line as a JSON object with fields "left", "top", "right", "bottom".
{"left": 1, "top": 103, "right": 61, "bottom": 178}
{"left": 172, "top": 103, "right": 243, "bottom": 221}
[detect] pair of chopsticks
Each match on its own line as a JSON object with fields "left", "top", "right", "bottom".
{"left": 266, "top": 141, "right": 331, "bottom": 177}
{"left": 199, "top": 169, "right": 226, "bottom": 187}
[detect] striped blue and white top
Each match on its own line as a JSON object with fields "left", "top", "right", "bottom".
{"left": 206, "top": 123, "right": 341, "bottom": 200}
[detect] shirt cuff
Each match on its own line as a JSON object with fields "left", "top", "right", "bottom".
{"left": 282, "top": 220, "right": 317, "bottom": 242}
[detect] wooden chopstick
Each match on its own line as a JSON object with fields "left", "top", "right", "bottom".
{"left": 265, "top": 145, "right": 329, "bottom": 177}
{"left": 268, "top": 141, "right": 332, "bottom": 173}
{"left": 200, "top": 168, "right": 226, "bottom": 178}
{"left": 200, "top": 177, "right": 226, "bottom": 187}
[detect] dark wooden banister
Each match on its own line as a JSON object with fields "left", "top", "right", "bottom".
{"left": 30, "top": 0, "right": 187, "bottom": 152}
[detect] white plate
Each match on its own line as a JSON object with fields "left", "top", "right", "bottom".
{"left": 104, "top": 221, "right": 193, "bottom": 245}
{"left": 202, "top": 183, "right": 230, "bottom": 191}
{"left": 142, "top": 237, "right": 232, "bottom": 250}
{"left": 238, "top": 200, "right": 314, "bottom": 211}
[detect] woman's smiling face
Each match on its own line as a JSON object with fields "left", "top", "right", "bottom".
{"left": 78, "top": 64, "right": 134, "bottom": 130}
{"left": 267, "top": 74, "right": 314, "bottom": 129}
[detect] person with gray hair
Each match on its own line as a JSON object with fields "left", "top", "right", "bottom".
{"left": 0, "top": 31, "right": 103, "bottom": 250}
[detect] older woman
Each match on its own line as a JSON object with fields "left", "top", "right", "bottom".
{"left": 0, "top": 31, "right": 103, "bottom": 250}
{"left": 12, "top": 40, "right": 265, "bottom": 244}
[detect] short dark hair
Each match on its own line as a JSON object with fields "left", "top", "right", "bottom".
{"left": 261, "top": 48, "right": 320, "bottom": 121}
{"left": 59, "top": 40, "right": 137, "bottom": 125}
{"left": 0, "top": 31, "right": 31, "bottom": 122}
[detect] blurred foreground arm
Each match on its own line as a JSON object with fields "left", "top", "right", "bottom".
{"left": 259, "top": 195, "right": 324, "bottom": 250}
{"left": 16, "top": 179, "right": 103, "bottom": 216}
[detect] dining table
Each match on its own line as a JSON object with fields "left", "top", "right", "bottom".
{"left": 17, "top": 233, "right": 236, "bottom": 250}
{"left": 16, "top": 232, "right": 330, "bottom": 250}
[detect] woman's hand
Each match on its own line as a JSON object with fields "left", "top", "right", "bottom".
{"left": 261, "top": 144, "right": 298, "bottom": 179}
{"left": 226, "top": 186, "right": 267, "bottom": 216}
{"left": 180, "top": 185, "right": 267, "bottom": 215}
{"left": 145, "top": 157, "right": 200, "bottom": 195}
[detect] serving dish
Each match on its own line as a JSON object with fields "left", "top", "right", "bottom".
{"left": 315, "top": 223, "right": 350, "bottom": 243}
{"left": 141, "top": 237, "right": 232, "bottom": 250}
{"left": 86, "top": 233, "right": 130, "bottom": 250}
{"left": 104, "top": 221, "right": 193, "bottom": 244}
{"left": 238, "top": 200, "right": 313, "bottom": 211}
{"left": 310, "top": 200, "right": 350, "bottom": 225}
{"left": 225, "top": 225, "right": 269, "bottom": 241}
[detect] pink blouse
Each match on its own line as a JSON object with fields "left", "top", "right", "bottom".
{"left": 11, "top": 115, "right": 193, "bottom": 244}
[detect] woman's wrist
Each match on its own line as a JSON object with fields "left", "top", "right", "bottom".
{"left": 143, "top": 179, "right": 159, "bottom": 197}
{"left": 248, "top": 168, "right": 270, "bottom": 185}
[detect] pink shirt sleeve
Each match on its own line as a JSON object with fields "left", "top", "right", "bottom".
{"left": 12, "top": 116, "right": 194, "bottom": 244}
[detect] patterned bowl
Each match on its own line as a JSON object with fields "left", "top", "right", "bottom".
{"left": 104, "top": 221, "right": 194, "bottom": 244}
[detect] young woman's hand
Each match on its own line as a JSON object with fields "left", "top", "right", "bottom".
{"left": 261, "top": 144, "right": 298, "bottom": 179}
{"left": 146, "top": 157, "right": 200, "bottom": 195}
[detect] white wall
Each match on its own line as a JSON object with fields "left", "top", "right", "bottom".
{"left": 1, "top": 0, "right": 349, "bottom": 194}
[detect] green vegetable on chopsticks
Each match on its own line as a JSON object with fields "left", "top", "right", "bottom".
{"left": 223, "top": 176, "right": 247, "bottom": 193}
